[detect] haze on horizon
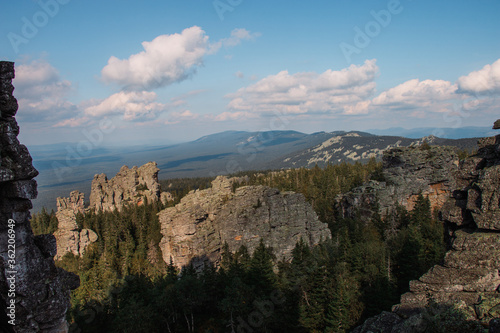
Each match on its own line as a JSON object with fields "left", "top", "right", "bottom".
{"left": 1, "top": 0, "right": 499, "bottom": 147}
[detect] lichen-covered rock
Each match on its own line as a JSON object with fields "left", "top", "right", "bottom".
{"left": 159, "top": 176, "right": 331, "bottom": 270}
{"left": 0, "top": 62, "right": 78, "bottom": 333}
{"left": 89, "top": 162, "right": 172, "bottom": 212}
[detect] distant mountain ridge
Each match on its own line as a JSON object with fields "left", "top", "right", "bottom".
{"left": 275, "top": 132, "right": 478, "bottom": 168}
{"left": 368, "top": 126, "right": 495, "bottom": 139}
{"left": 30, "top": 129, "right": 480, "bottom": 212}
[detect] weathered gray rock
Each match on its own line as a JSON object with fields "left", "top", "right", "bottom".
{"left": 53, "top": 191, "right": 97, "bottom": 259}
{"left": 354, "top": 124, "right": 500, "bottom": 331}
{"left": 159, "top": 176, "right": 331, "bottom": 270}
{"left": 338, "top": 145, "right": 460, "bottom": 224}
{"left": 493, "top": 119, "right": 500, "bottom": 130}
{"left": 0, "top": 62, "right": 78, "bottom": 333}
{"left": 89, "top": 162, "right": 172, "bottom": 212}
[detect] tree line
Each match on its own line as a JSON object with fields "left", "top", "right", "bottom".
{"left": 30, "top": 160, "right": 450, "bottom": 332}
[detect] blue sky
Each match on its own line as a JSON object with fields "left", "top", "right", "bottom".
{"left": 1, "top": 0, "right": 499, "bottom": 146}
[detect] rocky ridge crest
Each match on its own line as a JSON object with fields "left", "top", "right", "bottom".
{"left": 0, "top": 62, "right": 78, "bottom": 333}
{"left": 159, "top": 176, "right": 331, "bottom": 270}
{"left": 353, "top": 121, "right": 500, "bottom": 332}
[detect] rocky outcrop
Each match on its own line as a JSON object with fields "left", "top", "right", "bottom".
{"left": 354, "top": 121, "right": 500, "bottom": 332}
{"left": 89, "top": 162, "right": 172, "bottom": 212}
{"left": 338, "top": 145, "right": 460, "bottom": 222}
{"left": 494, "top": 120, "right": 500, "bottom": 130}
{"left": 159, "top": 176, "right": 331, "bottom": 270}
{"left": 0, "top": 62, "right": 79, "bottom": 332}
{"left": 53, "top": 191, "right": 97, "bottom": 259}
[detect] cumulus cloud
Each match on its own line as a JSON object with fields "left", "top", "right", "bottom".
{"left": 372, "top": 79, "right": 457, "bottom": 111}
{"left": 101, "top": 27, "right": 259, "bottom": 91}
{"left": 102, "top": 26, "right": 208, "bottom": 91}
{"left": 456, "top": 58, "right": 500, "bottom": 95}
{"left": 14, "top": 60, "right": 77, "bottom": 122}
{"left": 84, "top": 91, "right": 167, "bottom": 121}
{"left": 225, "top": 59, "right": 378, "bottom": 116}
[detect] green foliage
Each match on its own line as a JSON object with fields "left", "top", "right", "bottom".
{"left": 30, "top": 207, "right": 58, "bottom": 235}
{"left": 38, "top": 158, "right": 451, "bottom": 332}
{"left": 393, "top": 195, "right": 445, "bottom": 293}
{"left": 421, "top": 300, "right": 484, "bottom": 333}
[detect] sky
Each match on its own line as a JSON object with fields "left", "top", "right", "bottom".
{"left": 1, "top": 0, "right": 499, "bottom": 146}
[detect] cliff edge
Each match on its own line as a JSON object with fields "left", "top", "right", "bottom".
{"left": 0, "top": 62, "right": 79, "bottom": 332}
{"left": 353, "top": 121, "right": 500, "bottom": 332}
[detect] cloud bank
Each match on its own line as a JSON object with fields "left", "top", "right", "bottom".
{"left": 226, "top": 59, "right": 378, "bottom": 115}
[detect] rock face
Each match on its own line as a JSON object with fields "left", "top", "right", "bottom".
{"left": 353, "top": 121, "right": 500, "bottom": 332}
{"left": 0, "top": 62, "right": 79, "bottom": 332}
{"left": 53, "top": 191, "right": 97, "bottom": 259}
{"left": 89, "top": 162, "right": 172, "bottom": 212}
{"left": 159, "top": 176, "right": 331, "bottom": 270}
{"left": 338, "top": 145, "right": 460, "bottom": 221}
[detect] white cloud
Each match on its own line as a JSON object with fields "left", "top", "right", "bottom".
{"left": 101, "top": 27, "right": 259, "bottom": 91}
{"left": 53, "top": 116, "right": 90, "bottom": 128}
{"left": 215, "top": 111, "right": 258, "bottom": 121}
{"left": 165, "top": 109, "right": 200, "bottom": 124}
{"left": 14, "top": 60, "right": 77, "bottom": 122}
{"left": 225, "top": 59, "right": 378, "bottom": 115}
{"left": 235, "top": 71, "right": 244, "bottom": 79}
{"left": 372, "top": 79, "right": 457, "bottom": 111}
{"left": 102, "top": 26, "right": 208, "bottom": 91}
{"left": 209, "top": 28, "right": 260, "bottom": 53}
{"left": 456, "top": 58, "right": 500, "bottom": 95}
{"left": 84, "top": 91, "right": 166, "bottom": 121}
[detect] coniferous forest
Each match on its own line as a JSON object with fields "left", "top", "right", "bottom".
{"left": 30, "top": 160, "right": 452, "bottom": 333}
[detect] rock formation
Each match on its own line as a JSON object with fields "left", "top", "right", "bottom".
{"left": 0, "top": 62, "right": 79, "bottom": 332}
{"left": 337, "top": 145, "right": 460, "bottom": 221}
{"left": 353, "top": 121, "right": 500, "bottom": 332}
{"left": 53, "top": 191, "right": 97, "bottom": 259}
{"left": 89, "top": 162, "right": 172, "bottom": 212}
{"left": 159, "top": 176, "right": 331, "bottom": 270}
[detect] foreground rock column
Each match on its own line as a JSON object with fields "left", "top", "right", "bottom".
{"left": 0, "top": 62, "right": 79, "bottom": 332}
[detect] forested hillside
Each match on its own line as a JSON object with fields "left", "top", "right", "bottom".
{"left": 30, "top": 159, "right": 453, "bottom": 332}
